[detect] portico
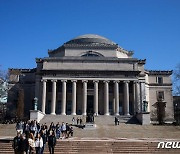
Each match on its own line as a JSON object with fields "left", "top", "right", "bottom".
{"left": 41, "top": 78, "right": 141, "bottom": 116}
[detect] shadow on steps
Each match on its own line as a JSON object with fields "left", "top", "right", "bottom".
{"left": 126, "top": 116, "right": 141, "bottom": 125}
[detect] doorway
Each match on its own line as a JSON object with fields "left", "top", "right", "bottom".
{"left": 87, "top": 95, "right": 94, "bottom": 114}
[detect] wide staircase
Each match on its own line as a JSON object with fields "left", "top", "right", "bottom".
{"left": 0, "top": 140, "right": 180, "bottom": 153}
{"left": 40, "top": 115, "right": 136, "bottom": 125}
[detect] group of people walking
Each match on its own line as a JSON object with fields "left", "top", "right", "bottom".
{"left": 72, "top": 117, "right": 83, "bottom": 125}
{"left": 13, "top": 120, "right": 73, "bottom": 154}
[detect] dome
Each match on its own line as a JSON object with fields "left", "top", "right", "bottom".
{"left": 64, "top": 34, "right": 117, "bottom": 46}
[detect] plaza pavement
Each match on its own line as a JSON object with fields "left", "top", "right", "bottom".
{"left": 0, "top": 123, "right": 180, "bottom": 141}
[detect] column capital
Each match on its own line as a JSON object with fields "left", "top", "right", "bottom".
{"left": 71, "top": 80, "right": 77, "bottom": 83}
{"left": 93, "top": 80, "right": 99, "bottom": 83}
{"left": 61, "top": 79, "right": 67, "bottom": 82}
{"left": 103, "top": 80, "right": 110, "bottom": 83}
{"left": 51, "top": 79, "right": 57, "bottom": 82}
{"left": 82, "top": 80, "right": 88, "bottom": 83}
{"left": 41, "top": 79, "right": 47, "bottom": 82}
{"left": 113, "top": 80, "right": 120, "bottom": 83}
{"left": 123, "top": 80, "right": 130, "bottom": 83}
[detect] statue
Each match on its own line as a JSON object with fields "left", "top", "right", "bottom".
{"left": 34, "top": 97, "right": 38, "bottom": 110}
{"left": 143, "top": 101, "right": 148, "bottom": 112}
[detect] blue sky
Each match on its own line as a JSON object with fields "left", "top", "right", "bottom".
{"left": 0, "top": 0, "right": 180, "bottom": 71}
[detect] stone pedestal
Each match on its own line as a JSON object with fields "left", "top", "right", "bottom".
{"left": 136, "top": 112, "right": 150, "bottom": 125}
{"left": 84, "top": 123, "right": 97, "bottom": 129}
{"left": 30, "top": 110, "right": 45, "bottom": 122}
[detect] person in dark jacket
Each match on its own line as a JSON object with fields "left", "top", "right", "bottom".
{"left": 40, "top": 130, "right": 47, "bottom": 154}
{"left": 12, "top": 132, "right": 21, "bottom": 154}
{"left": 48, "top": 131, "right": 56, "bottom": 154}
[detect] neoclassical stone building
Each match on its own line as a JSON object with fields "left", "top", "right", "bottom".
{"left": 8, "top": 34, "right": 174, "bottom": 123}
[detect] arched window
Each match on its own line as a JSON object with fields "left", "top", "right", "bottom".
{"left": 81, "top": 51, "right": 103, "bottom": 57}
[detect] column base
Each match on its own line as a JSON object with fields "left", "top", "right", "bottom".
{"left": 94, "top": 113, "right": 98, "bottom": 116}
{"left": 71, "top": 113, "right": 76, "bottom": 115}
{"left": 61, "top": 113, "right": 66, "bottom": 115}
{"left": 125, "top": 113, "right": 130, "bottom": 116}
{"left": 50, "top": 113, "right": 56, "bottom": 115}
{"left": 104, "top": 113, "right": 110, "bottom": 116}
{"left": 82, "top": 113, "right": 87, "bottom": 116}
{"left": 114, "top": 113, "right": 119, "bottom": 116}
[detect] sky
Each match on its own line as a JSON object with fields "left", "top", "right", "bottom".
{"left": 0, "top": 0, "right": 180, "bottom": 71}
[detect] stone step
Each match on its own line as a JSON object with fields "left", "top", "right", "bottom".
{"left": 1, "top": 140, "right": 180, "bottom": 154}
{"left": 40, "top": 115, "right": 135, "bottom": 125}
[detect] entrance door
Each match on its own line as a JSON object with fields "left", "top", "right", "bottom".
{"left": 87, "top": 95, "right": 94, "bottom": 114}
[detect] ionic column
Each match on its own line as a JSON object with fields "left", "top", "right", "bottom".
{"left": 135, "top": 81, "right": 140, "bottom": 113}
{"left": 51, "top": 80, "right": 57, "bottom": 115}
{"left": 104, "top": 81, "right": 109, "bottom": 115}
{"left": 61, "top": 80, "right": 67, "bottom": 115}
{"left": 114, "top": 81, "right": 119, "bottom": 115}
{"left": 133, "top": 81, "right": 136, "bottom": 115}
{"left": 41, "top": 79, "right": 47, "bottom": 114}
{"left": 93, "top": 80, "right": 99, "bottom": 116}
{"left": 71, "top": 80, "right": 77, "bottom": 115}
{"left": 124, "top": 81, "right": 130, "bottom": 116}
{"left": 82, "top": 80, "right": 88, "bottom": 115}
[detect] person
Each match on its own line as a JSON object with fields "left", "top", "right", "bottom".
{"left": 115, "top": 117, "right": 117, "bottom": 125}
{"left": 77, "top": 117, "right": 79, "bottom": 125}
{"left": 69, "top": 127, "right": 73, "bottom": 137}
{"left": 61, "top": 122, "right": 66, "bottom": 139}
{"left": 48, "top": 131, "right": 56, "bottom": 154}
{"left": 56, "top": 123, "right": 61, "bottom": 139}
{"left": 24, "top": 133, "right": 30, "bottom": 154}
{"left": 72, "top": 117, "right": 75, "bottom": 125}
{"left": 40, "top": 130, "right": 47, "bottom": 154}
{"left": 115, "top": 117, "right": 119, "bottom": 125}
{"left": 24, "top": 121, "right": 30, "bottom": 137}
{"left": 16, "top": 121, "right": 24, "bottom": 134}
{"left": 12, "top": 132, "right": 21, "bottom": 154}
{"left": 28, "top": 133, "right": 35, "bottom": 154}
{"left": 65, "top": 123, "right": 70, "bottom": 138}
{"left": 35, "top": 133, "right": 43, "bottom": 154}
{"left": 117, "top": 118, "right": 120, "bottom": 125}
{"left": 19, "top": 133, "right": 28, "bottom": 154}
{"left": 80, "top": 117, "right": 82, "bottom": 125}
{"left": 30, "top": 121, "right": 38, "bottom": 137}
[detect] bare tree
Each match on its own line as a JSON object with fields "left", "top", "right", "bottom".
{"left": 16, "top": 88, "right": 24, "bottom": 119}
{"left": 173, "top": 63, "right": 180, "bottom": 96}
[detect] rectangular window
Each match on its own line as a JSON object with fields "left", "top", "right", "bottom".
{"left": 156, "top": 77, "right": 163, "bottom": 84}
{"left": 157, "top": 91, "right": 164, "bottom": 101}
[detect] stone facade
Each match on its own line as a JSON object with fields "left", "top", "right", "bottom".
{"left": 7, "top": 34, "right": 174, "bottom": 123}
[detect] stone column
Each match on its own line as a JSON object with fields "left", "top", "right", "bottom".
{"left": 41, "top": 79, "right": 47, "bottom": 114}
{"left": 51, "top": 80, "right": 57, "bottom": 115}
{"left": 124, "top": 81, "right": 130, "bottom": 116}
{"left": 93, "top": 80, "right": 99, "bottom": 116}
{"left": 114, "top": 81, "right": 119, "bottom": 115}
{"left": 71, "top": 80, "right": 77, "bottom": 115}
{"left": 133, "top": 81, "right": 136, "bottom": 115}
{"left": 140, "top": 82, "right": 145, "bottom": 112}
{"left": 82, "top": 80, "right": 88, "bottom": 115}
{"left": 104, "top": 81, "right": 109, "bottom": 115}
{"left": 135, "top": 81, "right": 140, "bottom": 113}
{"left": 61, "top": 80, "right": 67, "bottom": 115}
